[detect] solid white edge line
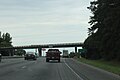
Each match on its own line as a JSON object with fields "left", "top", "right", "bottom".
{"left": 64, "top": 60, "right": 84, "bottom": 80}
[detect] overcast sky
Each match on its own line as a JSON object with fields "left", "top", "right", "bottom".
{"left": 0, "top": 0, "right": 91, "bottom": 46}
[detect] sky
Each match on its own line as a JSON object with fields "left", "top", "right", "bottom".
{"left": 0, "top": 0, "right": 91, "bottom": 47}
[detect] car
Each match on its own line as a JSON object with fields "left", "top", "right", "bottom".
{"left": 46, "top": 49, "right": 61, "bottom": 62}
{"left": 0, "top": 53, "right": 2, "bottom": 62}
{"left": 24, "top": 52, "right": 37, "bottom": 60}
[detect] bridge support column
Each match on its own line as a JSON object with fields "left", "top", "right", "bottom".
{"left": 38, "top": 48, "right": 42, "bottom": 57}
{"left": 75, "top": 47, "right": 77, "bottom": 53}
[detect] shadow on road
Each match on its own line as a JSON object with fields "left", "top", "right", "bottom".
{"left": 47, "top": 60, "right": 63, "bottom": 63}
{"left": 25, "top": 59, "right": 37, "bottom": 61}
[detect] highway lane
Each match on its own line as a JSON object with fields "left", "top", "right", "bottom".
{"left": 0, "top": 58, "right": 24, "bottom": 68}
{"left": 65, "top": 58, "right": 120, "bottom": 80}
{"left": 0, "top": 57, "right": 120, "bottom": 80}
{"left": 0, "top": 58, "right": 80, "bottom": 80}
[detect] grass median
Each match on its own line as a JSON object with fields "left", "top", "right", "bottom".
{"left": 75, "top": 57, "right": 120, "bottom": 75}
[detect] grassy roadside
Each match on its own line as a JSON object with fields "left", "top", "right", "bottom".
{"left": 74, "top": 57, "right": 120, "bottom": 75}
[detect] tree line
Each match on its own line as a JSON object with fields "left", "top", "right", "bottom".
{"left": 83, "top": 0, "right": 120, "bottom": 61}
{"left": 0, "top": 32, "right": 26, "bottom": 56}
{"left": 0, "top": 32, "right": 12, "bottom": 47}
{"left": 0, "top": 32, "right": 13, "bottom": 56}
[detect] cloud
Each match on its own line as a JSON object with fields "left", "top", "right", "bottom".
{"left": 0, "top": 0, "right": 90, "bottom": 46}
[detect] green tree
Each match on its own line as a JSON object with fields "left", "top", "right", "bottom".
{"left": 84, "top": 0, "right": 120, "bottom": 61}
{"left": 0, "top": 32, "right": 13, "bottom": 56}
{"left": 15, "top": 49, "right": 26, "bottom": 56}
{"left": 1, "top": 32, "right": 12, "bottom": 47}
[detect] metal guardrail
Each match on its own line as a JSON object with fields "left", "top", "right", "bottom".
{"left": 2, "top": 56, "right": 24, "bottom": 59}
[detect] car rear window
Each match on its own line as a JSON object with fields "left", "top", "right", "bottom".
{"left": 48, "top": 49, "right": 59, "bottom": 52}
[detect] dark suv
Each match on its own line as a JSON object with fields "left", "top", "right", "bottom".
{"left": 24, "top": 52, "right": 37, "bottom": 60}
{"left": 46, "top": 49, "right": 61, "bottom": 62}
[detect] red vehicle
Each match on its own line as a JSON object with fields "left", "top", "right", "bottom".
{"left": 46, "top": 49, "right": 61, "bottom": 62}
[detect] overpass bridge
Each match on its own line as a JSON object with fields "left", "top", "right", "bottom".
{"left": 0, "top": 42, "right": 84, "bottom": 56}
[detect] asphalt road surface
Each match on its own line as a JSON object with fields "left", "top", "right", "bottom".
{"left": 0, "top": 57, "right": 120, "bottom": 80}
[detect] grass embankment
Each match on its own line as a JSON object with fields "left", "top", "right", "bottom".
{"left": 75, "top": 57, "right": 120, "bottom": 75}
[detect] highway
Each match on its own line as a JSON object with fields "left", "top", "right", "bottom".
{"left": 0, "top": 57, "right": 120, "bottom": 80}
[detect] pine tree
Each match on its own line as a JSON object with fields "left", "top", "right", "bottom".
{"left": 84, "top": 0, "right": 120, "bottom": 61}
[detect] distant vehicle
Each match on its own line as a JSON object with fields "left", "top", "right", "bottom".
{"left": 24, "top": 52, "right": 37, "bottom": 60}
{"left": 0, "top": 53, "right": 2, "bottom": 62}
{"left": 62, "top": 50, "right": 69, "bottom": 58}
{"left": 46, "top": 49, "right": 61, "bottom": 62}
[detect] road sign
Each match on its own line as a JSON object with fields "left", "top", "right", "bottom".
{"left": 78, "top": 49, "right": 87, "bottom": 53}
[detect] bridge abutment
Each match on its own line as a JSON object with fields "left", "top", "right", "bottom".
{"left": 75, "top": 47, "right": 77, "bottom": 53}
{"left": 38, "top": 48, "right": 42, "bottom": 56}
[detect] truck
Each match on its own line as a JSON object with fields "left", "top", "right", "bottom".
{"left": 46, "top": 49, "right": 61, "bottom": 62}
{"left": 62, "top": 50, "right": 69, "bottom": 58}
